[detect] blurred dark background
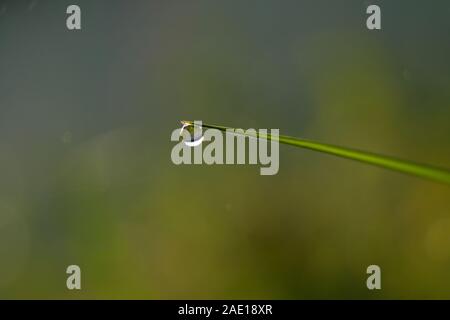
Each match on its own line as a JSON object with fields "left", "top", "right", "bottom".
{"left": 0, "top": 0, "right": 449, "bottom": 298}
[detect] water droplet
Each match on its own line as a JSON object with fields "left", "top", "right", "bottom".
{"left": 179, "top": 121, "right": 204, "bottom": 147}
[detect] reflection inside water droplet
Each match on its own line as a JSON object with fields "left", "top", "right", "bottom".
{"left": 179, "top": 121, "right": 204, "bottom": 147}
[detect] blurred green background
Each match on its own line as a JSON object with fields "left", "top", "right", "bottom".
{"left": 0, "top": 0, "right": 449, "bottom": 299}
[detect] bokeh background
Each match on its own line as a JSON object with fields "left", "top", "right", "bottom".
{"left": 0, "top": 0, "right": 449, "bottom": 299}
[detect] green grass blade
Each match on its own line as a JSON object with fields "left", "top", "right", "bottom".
{"left": 181, "top": 121, "right": 450, "bottom": 185}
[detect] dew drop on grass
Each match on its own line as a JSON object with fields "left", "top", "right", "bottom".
{"left": 180, "top": 121, "right": 204, "bottom": 147}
